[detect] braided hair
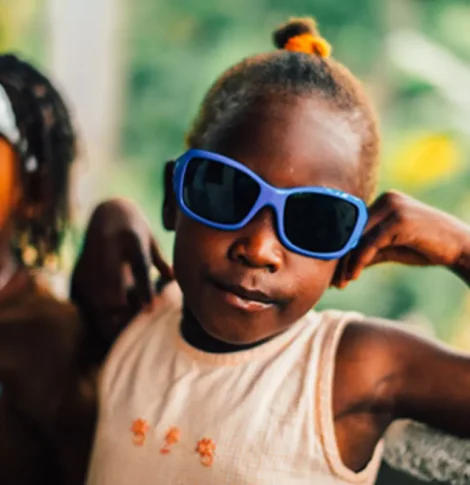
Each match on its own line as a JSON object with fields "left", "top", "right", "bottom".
{"left": 187, "top": 17, "right": 380, "bottom": 202}
{"left": 0, "top": 54, "right": 76, "bottom": 266}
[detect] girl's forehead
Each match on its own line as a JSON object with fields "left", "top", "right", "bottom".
{"left": 204, "top": 98, "right": 363, "bottom": 193}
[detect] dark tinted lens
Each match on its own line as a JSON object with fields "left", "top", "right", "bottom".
{"left": 284, "top": 193, "right": 358, "bottom": 253}
{"left": 182, "top": 157, "right": 260, "bottom": 224}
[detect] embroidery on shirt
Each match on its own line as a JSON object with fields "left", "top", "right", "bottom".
{"left": 196, "top": 437, "right": 216, "bottom": 467}
{"left": 160, "top": 426, "right": 181, "bottom": 454}
{"left": 131, "top": 418, "right": 149, "bottom": 446}
{"left": 131, "top": 419, "right": 215, "bottom": 467}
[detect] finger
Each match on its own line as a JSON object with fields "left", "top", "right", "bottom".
{"left": 332, "top": 193, "right": 396, "bottom": 287}
{"left": 346, "top": 215, "right": 398, "bottom": 281}
{"left": 331, "top": 252, "right": 352, "bottom": 289}
{"left": 121, "top": 231, "right": 153, "bottom": 306}
{"left": 150, "top": 237, "right": 173, "bottom": 282}
{"left": 364, "top": 192, "right": 396, "bottom": 232}
{"left": 331, "top": 192, "right": 399, "bottom": 288}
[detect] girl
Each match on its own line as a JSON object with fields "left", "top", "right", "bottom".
{"left": 0, "top": 54, "right": 170, "bottom": 485}
{"left": 86, "top": 17, "right": 470, "bottom": 485}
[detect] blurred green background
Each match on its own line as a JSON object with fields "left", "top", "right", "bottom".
{"left": 2, "top": 0, "right": 470, "bottom": 483}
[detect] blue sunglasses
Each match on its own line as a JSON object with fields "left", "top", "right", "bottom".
{"left": 173, "top": 149, "right": 368, "bottom": 260}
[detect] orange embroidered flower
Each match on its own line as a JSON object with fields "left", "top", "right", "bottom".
{"left": 195, "top": 437, "right": 216, "bottom": 467}
{"left": 160, "top": 426, "right": 181, "bottom": 454}
{"left": 131, "top": 418, "right": 149, "bottom": 446}
{"left": 284, "top": 33, "right": 331, "bottom": 58}
{"left": 165, "top": 426, "right": 181, "bottom": 445}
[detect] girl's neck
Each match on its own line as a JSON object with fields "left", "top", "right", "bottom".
{"left": 180, "top": 308, "right": 274, "bottom": 354}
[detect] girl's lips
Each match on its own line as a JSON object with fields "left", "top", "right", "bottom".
{"left": 218, "top": 289, "right": 274, "bottom": 312}
{"left": 210, "top": 279, "right": 277, "bottom": 312}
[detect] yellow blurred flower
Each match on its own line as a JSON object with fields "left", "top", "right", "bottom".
{"left": 388, "top": 133, "right": 462, "bottom": 188}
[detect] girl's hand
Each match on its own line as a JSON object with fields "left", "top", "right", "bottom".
{"left": 71, "top": 198, "right": 173, "bottom": 344}
{"left": 333, "top": 191, "right": 470, "bottom": 288}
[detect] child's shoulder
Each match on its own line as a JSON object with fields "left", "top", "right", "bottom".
{"left": 337, "top": 314, "right": 428, "bottom": 366}
{"left": 0, "top": 273, "right": 82, "bottom": 352}
{"left": 334, "top": 314, "right": 434, "bottom": 407}
{"left": 339, "top": 314, "right": 431, "bottom": 356}
{"left": 0, "top": 272, "right": 84, "bottom": 421}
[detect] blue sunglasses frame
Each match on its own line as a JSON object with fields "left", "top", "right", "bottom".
{"left": 173, "top": 149, "right": 368, "bottom": 260}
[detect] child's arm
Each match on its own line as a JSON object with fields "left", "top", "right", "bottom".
{"left": 332, "top": 191, "right": 470, "bottom": 475}
{"left": 343, "top": 317, "right": 470, "bottom": 436}
{"left": 333, "top": 190, "right": 470, "bottom": 289}
{"left": 334, "top": 313, "right": 470, "bottom": 477}
{"left": 70, "top": 198, "right": 173, "bottom": 358}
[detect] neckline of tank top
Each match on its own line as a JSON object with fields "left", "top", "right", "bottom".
{"left": 173, "top": 309, "right": 320, "bottom": 366}
{"left": 180, "top": 311, "right": 276, "bottom": 354}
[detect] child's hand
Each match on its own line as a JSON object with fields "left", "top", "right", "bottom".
{"left": 333, "top": 191, "right": 470, "bottom": 288}
{"left": 70, "top": 198, "right": 173, "bottom": 343}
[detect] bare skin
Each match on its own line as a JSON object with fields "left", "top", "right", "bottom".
{"left": 159, "top": 96, "right": 470, "bottom": 474}
{"left": 71, "top": 199, "right": 173, "bottom": 365}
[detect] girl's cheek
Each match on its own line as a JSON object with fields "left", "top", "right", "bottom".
{"left": 0, "top": 139, "right": 19, "bottom": 228}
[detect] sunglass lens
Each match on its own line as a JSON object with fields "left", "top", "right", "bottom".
{"left": 183, "top": 157, "right": 260, "bottom": 224}
{"left": 284, "top": 193, "right": 359, "bottom": 254}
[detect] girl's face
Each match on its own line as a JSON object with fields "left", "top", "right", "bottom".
{"left": 166, "top": 97, "right": 365, "bottom": 343}
{"left": 0, "top": 138, "right": 20, "bottom": 231}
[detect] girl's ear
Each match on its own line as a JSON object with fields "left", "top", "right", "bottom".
{"left": 162, "top": 161, "right": 176, "bottom": 231}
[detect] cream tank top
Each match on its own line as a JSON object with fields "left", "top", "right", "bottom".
{"left": 86, "top": 283, "right": 383, "bottom": 485}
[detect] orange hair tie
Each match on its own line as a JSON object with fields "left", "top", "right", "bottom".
{"left": 284, "top": 33, "right": 332, "bottom": 59}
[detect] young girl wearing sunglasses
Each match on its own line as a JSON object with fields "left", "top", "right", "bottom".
{"left": 86, "top": 17, "right": 470, "bottom": 485}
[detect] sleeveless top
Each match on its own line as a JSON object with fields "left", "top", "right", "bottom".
{"left": 86, "top": 283, "right": 383, "bottom": 485}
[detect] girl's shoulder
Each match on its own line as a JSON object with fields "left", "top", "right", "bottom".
{"left": 0, "top": 271, "right": 84, "bottom": 427}
{"left": 0, "top": 269, "right": 82, "bottom": 355}
{"left": 333, "top": 312, "right": 442, "bottom": 409}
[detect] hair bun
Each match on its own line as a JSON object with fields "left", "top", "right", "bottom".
{"left": 272, "top": 17, "right": 331, "bottom": 58}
